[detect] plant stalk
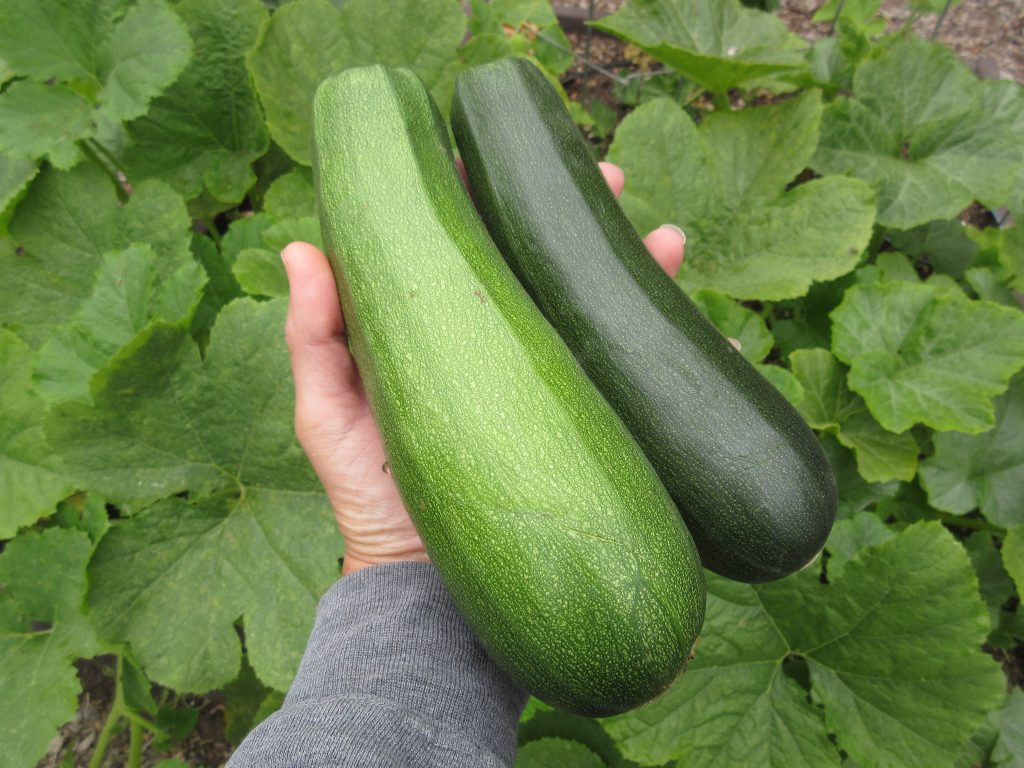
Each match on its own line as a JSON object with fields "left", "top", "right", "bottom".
{"left": 128, "top": 719, "right": 143, "bottom": 768}
{"left": 937, "top": 512, "right": 1006, "bottom": 535}
{"left": 78, "top": 141, "right": 128, "bottom": 204}
{"left": 582, "top": 0, "right": 595, "bottom": 102}
{"left": 535, "top": 30, "right": 630, "bottom": 85}
{"left": 88, "top": 657, "right": 125, "bottom": 768}
{"left": 88, "top": 138, "right": 127, "bottom": 178}
{"left": 830, "top": 0, "right": 846, "bottom": 29}
{"left": 931, "top": 0, "right": 953, "bottom": 39}
{"left": 202, "top": 217, "right": 222, "bottom": 247}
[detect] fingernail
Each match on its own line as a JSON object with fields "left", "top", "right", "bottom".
{"left": 728, "top": 337, "right": 742, "bottom": 351}
{"left": 659, "top": 224, "right": 686, "bottom": 245}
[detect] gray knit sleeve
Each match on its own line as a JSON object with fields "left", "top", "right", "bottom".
{"left": 227, "top": 562, "right": 528, "bottom": 767}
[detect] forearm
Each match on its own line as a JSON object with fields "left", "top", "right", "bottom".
{"left": 228, "top": 562, "right": 528, "bottom": 767}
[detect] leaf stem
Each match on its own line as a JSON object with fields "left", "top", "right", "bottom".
{"left": 202, "top": 217, "right": 223, "bottom": 247}
{"left": 88, "top": 138, "right": 126, "bottom": 178}
{"left": 88, "top": 657, "right": 125, "bottom": 768}
{"left": 711, "top": 90, "right": 732, "bottom": 111}
{"left": 930, "top": 0, "right": 953, "bottom": 39}
{"left": 830, "top": 0, "right": 846, "bottom": 29}
{"left": 937, "top": 512, "right": 1006, "bottom": 535}
{"left": 128, "top": 718, "right": 143, "bottom": 768}
{"left": 78, "top": 141, "right": 128, "bottom": 204}
{"left": 582, "top": 0, "right": 595, "bottom": 102}
{"left": 535, "top": 30, "right": 630, "bottom": 85}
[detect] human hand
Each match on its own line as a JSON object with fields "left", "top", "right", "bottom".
{"left": 282, "top": 161, "right": 686, "bottom": 576}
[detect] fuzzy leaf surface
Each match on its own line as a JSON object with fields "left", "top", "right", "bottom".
{"left": 691, "top": 288, "right": 773, "bottom": 362}
{"left": 249, "top": 0, "right": 465, "bottom": 164}
{"left": 33, "top": 244, "right": 206, "bottom": 403}
{"left": 608, "top": 93, "right": 874, "bottom": 300}
{"left": 831, "top": 282, "right": 1024, "bottom": 434}
{"left": 48, "top": 299, "right": 340, "bottom": 691}
{"left": 1002, "top": 527, "right": 1024, "bottom": 598}
{"left": 0, "top": 529, "right": 103, "bottom": 768}
{"left": 591, "top": 0, "right": 807, "bottom": 92}
{"left": 604, "top": 523, "right": 1003, "bottom": 768}
{"left": 1, "top": 164, "right": 193, "bottom": 346}
{"left": 0, "top": 0, "right": 192, "bottom": 165}
{"left": 919, "top": 375, "right": 1024, "bottom": 526}
{"left": 991, "top": 688, "right": 1024, "bottom": 768}
{"left": 813, "top": 37, "right": 1021, "bottom": 228}
{"left": 789, "top": 347, "right": 917, "bottom": 482}
{"left": 123, "top": 0, "right": 269, "bottom": 207}
{"left": 514, "top": 738, "right": 605, "bottom": 768}
{"left": 0, "top": 330, "right": 74, "bottom": 537}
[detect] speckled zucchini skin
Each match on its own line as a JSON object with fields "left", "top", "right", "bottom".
{"left": 451, "top": 58, "right": 836, "bottom": 583}
{"left": 311, "top": 65, "right": 705, "bottom": 716}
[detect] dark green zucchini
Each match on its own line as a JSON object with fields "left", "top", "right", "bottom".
{"left": 313, "top": 65, "right": 705, "bottom": 715}
{"left": 451, "top": 58, "right": 836, "bottom": 582}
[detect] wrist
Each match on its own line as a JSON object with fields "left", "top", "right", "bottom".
{"left": 341, "top": 549, "right": 431, "bottom": 576}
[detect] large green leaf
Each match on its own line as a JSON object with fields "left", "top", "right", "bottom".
{"left": 48, "top": 299, "right": 341, "bottom": 692}
{"left": 991, "top": 688, "right": 1024, "bottom": 768}
{"left": 514, "top": 738, "right": 605, "bottom": 768}
{"left": 0, "top": 529, "right": 104, "bottom": 768}
{"left": 0, "top": 82, "right": 93, "bottom": 169}
{"left": 0, "top": 330, "right": 74, "bottom": 538}
{"left": 248, "top": 0, "right": 465, "bottom": 164}
{"left": 821, "top": 435, "right": 899, "bottom": 519}
{"left": 604, "top": 523, "right": 1003, "bottom": 768}
{"left": 918, "top": 375, "right": 1024, "bottom": 526}
{"left": 789, "top": 348, "right": 918, "bottom": 482}
{"left": 0, "top": 155, "right": 36, "bottom": 227}
{"left": 0, "top": 164, "right": 193, "bottom": 347}
{"left": 33, "top": 244, "right": 207, "bottom": 403}
{"left": 0, "top": 0, "right": 193, "bottom": 167}
{"left": 824, "top": 511, "right": 893, "bottom": 577}
{"left": 466, "top": 0, "right": 575, "bottom": 77}
{"left": 889, "top": 219, "right": 978, "bottom": 279}
{"left": 981, "top": 79, "right": 1024, "bottom": 214}
{"left": 830, "top": 281, "right": 1024, "bottom": 434}
{"left": 122, "top": 0, "right": 270, "bottom": 209}
{"left": 608, "top": 92, "right": 874, "bottom": 300}
{"left": 591, "top": 0, "right": 807, "bottom": 93}
{"left": 813, "top": 37, "right": 1022, "bottom": 229}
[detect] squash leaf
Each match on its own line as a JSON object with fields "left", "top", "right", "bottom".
{"left": 0, "top": 0, "right": 193, "bottom": 167}
{"left": 591, "top": 0, "right": 807, "bottom": 93}
{"left": 813, "top": 37, "right": 1021, "bottom": 229}
{"left": 47, "top": 298, "right": 342, "bottom": 692}
{"left": 0, "top": 529, "right": 104, "bottom": 768}
{"left": 608, "top": 92, "right": 875, "bottom": 300}
{"left": 831, "top": 282, "right": 1024, "bottom": 434}
{"left": 604, "top": 523, "right": 1004, "bottom": 768}
{"left": 248, "top": 0, "right": 466, "bottom": 165}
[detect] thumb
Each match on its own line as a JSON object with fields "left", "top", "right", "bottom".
{"left": 281, "top": 242, "right": 363, "bottom": 417}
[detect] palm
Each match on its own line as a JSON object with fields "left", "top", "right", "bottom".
{"left": 332, "top": 398, "right": 420, "bottom": 539}
{"left": 282, "top": 162, "right": 684, "bottom": 574}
